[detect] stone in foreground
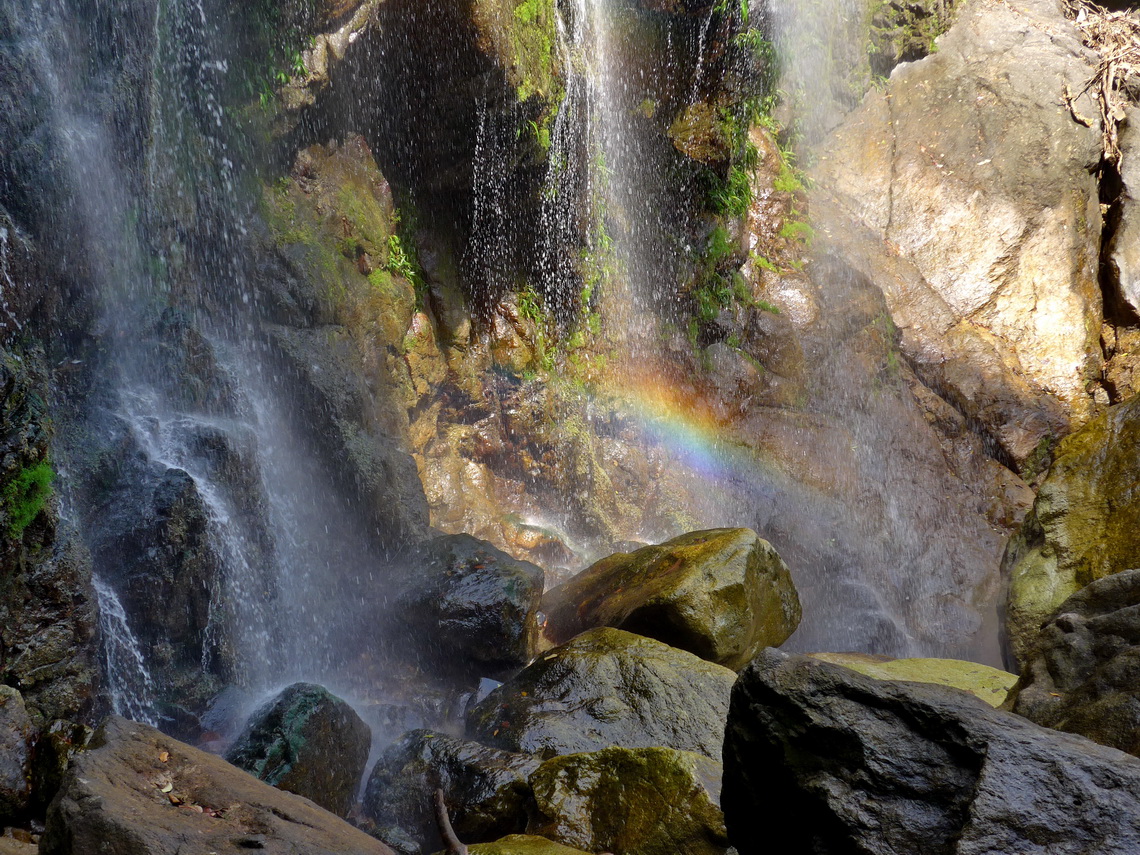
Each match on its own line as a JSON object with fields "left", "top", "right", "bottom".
{"left": 362, "top": 729, "right": 540, "bottom": 853}
{"left": 809, "top": 653, "right": 1016, "bottom": 707}
{"left": 0, "top": 687, "right": 31, "bottom": 825}
{"left": 528, "top": 746, "right": 729, "bottom": 855}
{"left": 226, "top": 682, "right": 370, "bottom": 818}
{"left": 466, "top": 628, "right": 735, "bottom": 761}
{"left": 1011, "top": 568, "right": 1140, "bottom": 756}
{"left": 41, "top": 715, "right": 394, "bottom": 855}
{"left": 543, "top": 528, "right": 801, "bottom": 670}
{"left": 461, "top": 836, "right": 591, "bottom": 855}
{"left": 724, "top": 650, "right": 1140, "bottom": 854}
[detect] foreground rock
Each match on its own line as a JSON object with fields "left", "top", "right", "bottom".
{"left": 1004, "top": 395, "right": 1140, "bottom": 660}
{"left": 817, "top": 0, "right": 1104, "bottom": 456}
{"left": 542, "top": 529, "right": 800, "bottom": 670}
{"left": 466, "top": 628, "right": 735, "bottom": 761}
{"left": 724, "top": 650, "right": 1140, "bottom": 854}
{"left": 362, "top": 729, "right": 540, "bottom": 854}
{"left": 810, "top": 653, "right": 1016, "bottom": 707}
{"left": 465, "top": 837, "right": 591, "bottom": 855}
{"left": 225, "top": 683, "right": 370, "bottom": 818}
{"left": 41, "top": 715, "right": 394, "bottom": 855}
{"left": 0, "top": 688, "right": 31, "bottom": 824}
{"left": 1010, "top": 568, "right": 1140, "bottom": 756}
{"left": 396, "top": 534, "right": 544, "bottom": 676}
{"left": 528, "top": 747, "right": 728, "bottom": 855}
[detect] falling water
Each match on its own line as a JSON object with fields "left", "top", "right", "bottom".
{"left": 93, "top": 575, "right": 159, "bottom": 726}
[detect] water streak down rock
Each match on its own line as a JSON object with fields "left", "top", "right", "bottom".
{"left": 723, "top": 650, "right": 1140, "bottom": 854}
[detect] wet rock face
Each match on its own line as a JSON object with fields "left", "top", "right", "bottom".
{"left": 818, "top": 0, "right": 1105, "bottom": 454}
{"left": 528, "top": 746, "right": 729, "bottom": 855}
{"left": 466, "top": 627, "right": 736, "bottom": 761}
{"left": 543, "top": 528, "right": 800, "bottom": 670}
{"left": 0, "top": 349, "right": 98, "bottom": 726}
{"left": 0, "top": 688, "right": 31, "bottom": 825}
{"left": 40, "top": 715, "right": 395, "bottom": 855}
{"left": 361, "top": 729, "right": 540, "bottom": 853}
{"left": 396, "top": 534, "right": 544, "bottom": 676}
{"left": 225, "top": 683, "right": 370, "bottom": 818}
{"left": 1010, "top": 568, "right": 1140, "bottom": 756}
{"left": 1004, "top": 395, "right": 1140, "bottom": 661}
{"left": 723, "top": 650, "right": 1140, "bottom": 855}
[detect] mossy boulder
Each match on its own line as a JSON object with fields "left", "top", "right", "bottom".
{"left": 225, "top": 683, "right": 370, "bottom": 817}
{"left": 465, "top": 628, "right": 736, "bottom": 761}
{"left": 361, "top": 729, "right": 540, "bottom": 853}
{"left": 810, "top": 653, "right": 1016, "bottom": 708}
{"left": 528, "top": 746, "right": 729, "bottom": 855}
{"left": 543, "top": 529, "right": 800, "bottom": 670}
{"left": 461, "top": 836, "right": 592, "bottom": 855}
{"left": 1004, "top": 396, "right": 1140, "bottom": 661}
{"left": 395, "top": 534, "right": 545, "bottom": 676}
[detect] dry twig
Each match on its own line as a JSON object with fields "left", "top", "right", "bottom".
{"left": 1063, "top": 0, "right": 1140, "bottom": 163}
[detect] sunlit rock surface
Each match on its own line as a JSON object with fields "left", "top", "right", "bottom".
{"left": 817, "top": 0, "right": 1105, "bottom": 456}
{"left": 543, "top": 528, "right": 800, "bottom": 670}
{"left": 41, "top": 716, "right": 395, "bottom": 855}
{"left": 724, "top": 650, "right": 1140, "bottom": 855}
{"left": 809, "top": 652, "right": 1016, "bottom": 707}
{"left": 466, "top": 627, "right": 735, "bottom": 761}
{"left": 225, "top": 683, "right": 370, "bottom": 818}
{"left": 1004, "top": 395, "right": 1140, "bottom": 661}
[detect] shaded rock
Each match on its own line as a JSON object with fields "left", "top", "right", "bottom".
{"left": 40, "top": 715, "right": 394, "bottom": 855}
{"left": 466, "top": 628, "right": 736, "bottom": 761}
{"left": 464, "top": 836, "right": 592, "bottom": 855}
{"left": 1004, "top": 395, "right": 1140, "bottom": 661}
{"left": 809, "top": 652, "right": 1016, "bottom": 707}
{"left": 868, "top": 0, "right": 958, "bottom": 78}
{"left": 1010, "top": 568, "right": 1140, "bottom": 756}
{"left": 361, "top": 729, "right": 540, "bottom": 854}
{"left": 528, "top": 746, "right": 729, "bottom": 855}
{"left": 397, "top": 534, "right": 545, "bottom": 676}
{"left": 226, "top": 683, "right": 369, "bottom": 818}
{"left": 723, "top": 649, "right": 1140, "bottom": 855}
{"left": 543, "top": 529, "right": 800, "bottom": 670}
{"left": 817, "top": 0, "right": 1104, "bottom": 446}
{"left": 0, "top": 688, "right": 31, "bottom": 825}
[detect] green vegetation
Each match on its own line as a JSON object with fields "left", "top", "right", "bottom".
{"left": 4, "top": 460, "right": 53, "bottom": 538}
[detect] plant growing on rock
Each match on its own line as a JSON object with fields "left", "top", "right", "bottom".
{"left": 3, "top": 459, "right": 52, "bottom": 538}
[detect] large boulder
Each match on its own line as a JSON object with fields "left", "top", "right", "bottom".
{"left": 396, "top": 534, "right": 545, "bottom": 676}
{"left": 361, "top": 729, "right": 540, "bottom": 854}
{"left": 1010, "top": 568, "right": 1140, "bottom": 756}
{"left": 527, "top": 746, "right": 729, "bottom": 855}
{"left": 817, "top": 0, "right": 1105, "bottom": 458}
{"left": 40, "top": 715, "right": 394, "bottom": 855}
{"left": 723, "top": 649, "right": 1140, "bottom": 854}
{"left": 466, "top": 628, "right": 736, "bottom": 761}
{"left": 225, "top": 683, "right": 370, "bottom": 818}
{"left": 809, "top": 652, "right": 1017, "bottom": 707}
{"left": 1004, "top": 395, "right": 1140, "bottom": 661}
{"left": 542, "top": 528, "right": 800, "bottom": 670}
{"left": 0, "top": 687, "right": 31, "bottom": 824}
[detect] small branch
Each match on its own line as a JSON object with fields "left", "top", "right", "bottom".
{"left": 433, "top": 788, "right": 469, "bottom": 855}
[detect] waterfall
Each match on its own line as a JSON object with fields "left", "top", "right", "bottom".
{"left": 93, "top": 576, "right": 159, "bottom": 726}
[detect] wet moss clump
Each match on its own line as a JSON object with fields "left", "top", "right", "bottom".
{"left": 3, "top": 460, "right": 52, "bottom": 538}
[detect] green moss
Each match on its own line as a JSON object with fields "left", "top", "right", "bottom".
{"left": 4, "top": 460, "right": 53, "bottom": 538}
{"left": 778, "top": 219, "right": 815, "bottom": 245}
{"left": 507, "top": 0, "right": 559, "bottom": 102}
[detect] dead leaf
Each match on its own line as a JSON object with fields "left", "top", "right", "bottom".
{"left": 159, "top": 750, "right": 170, "bottom": 763}
{"left": 161, "top": 783, "right": 173, "bottom": 794}
{"left": 168, "top": 793, "right": 183, "bottom": 806}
